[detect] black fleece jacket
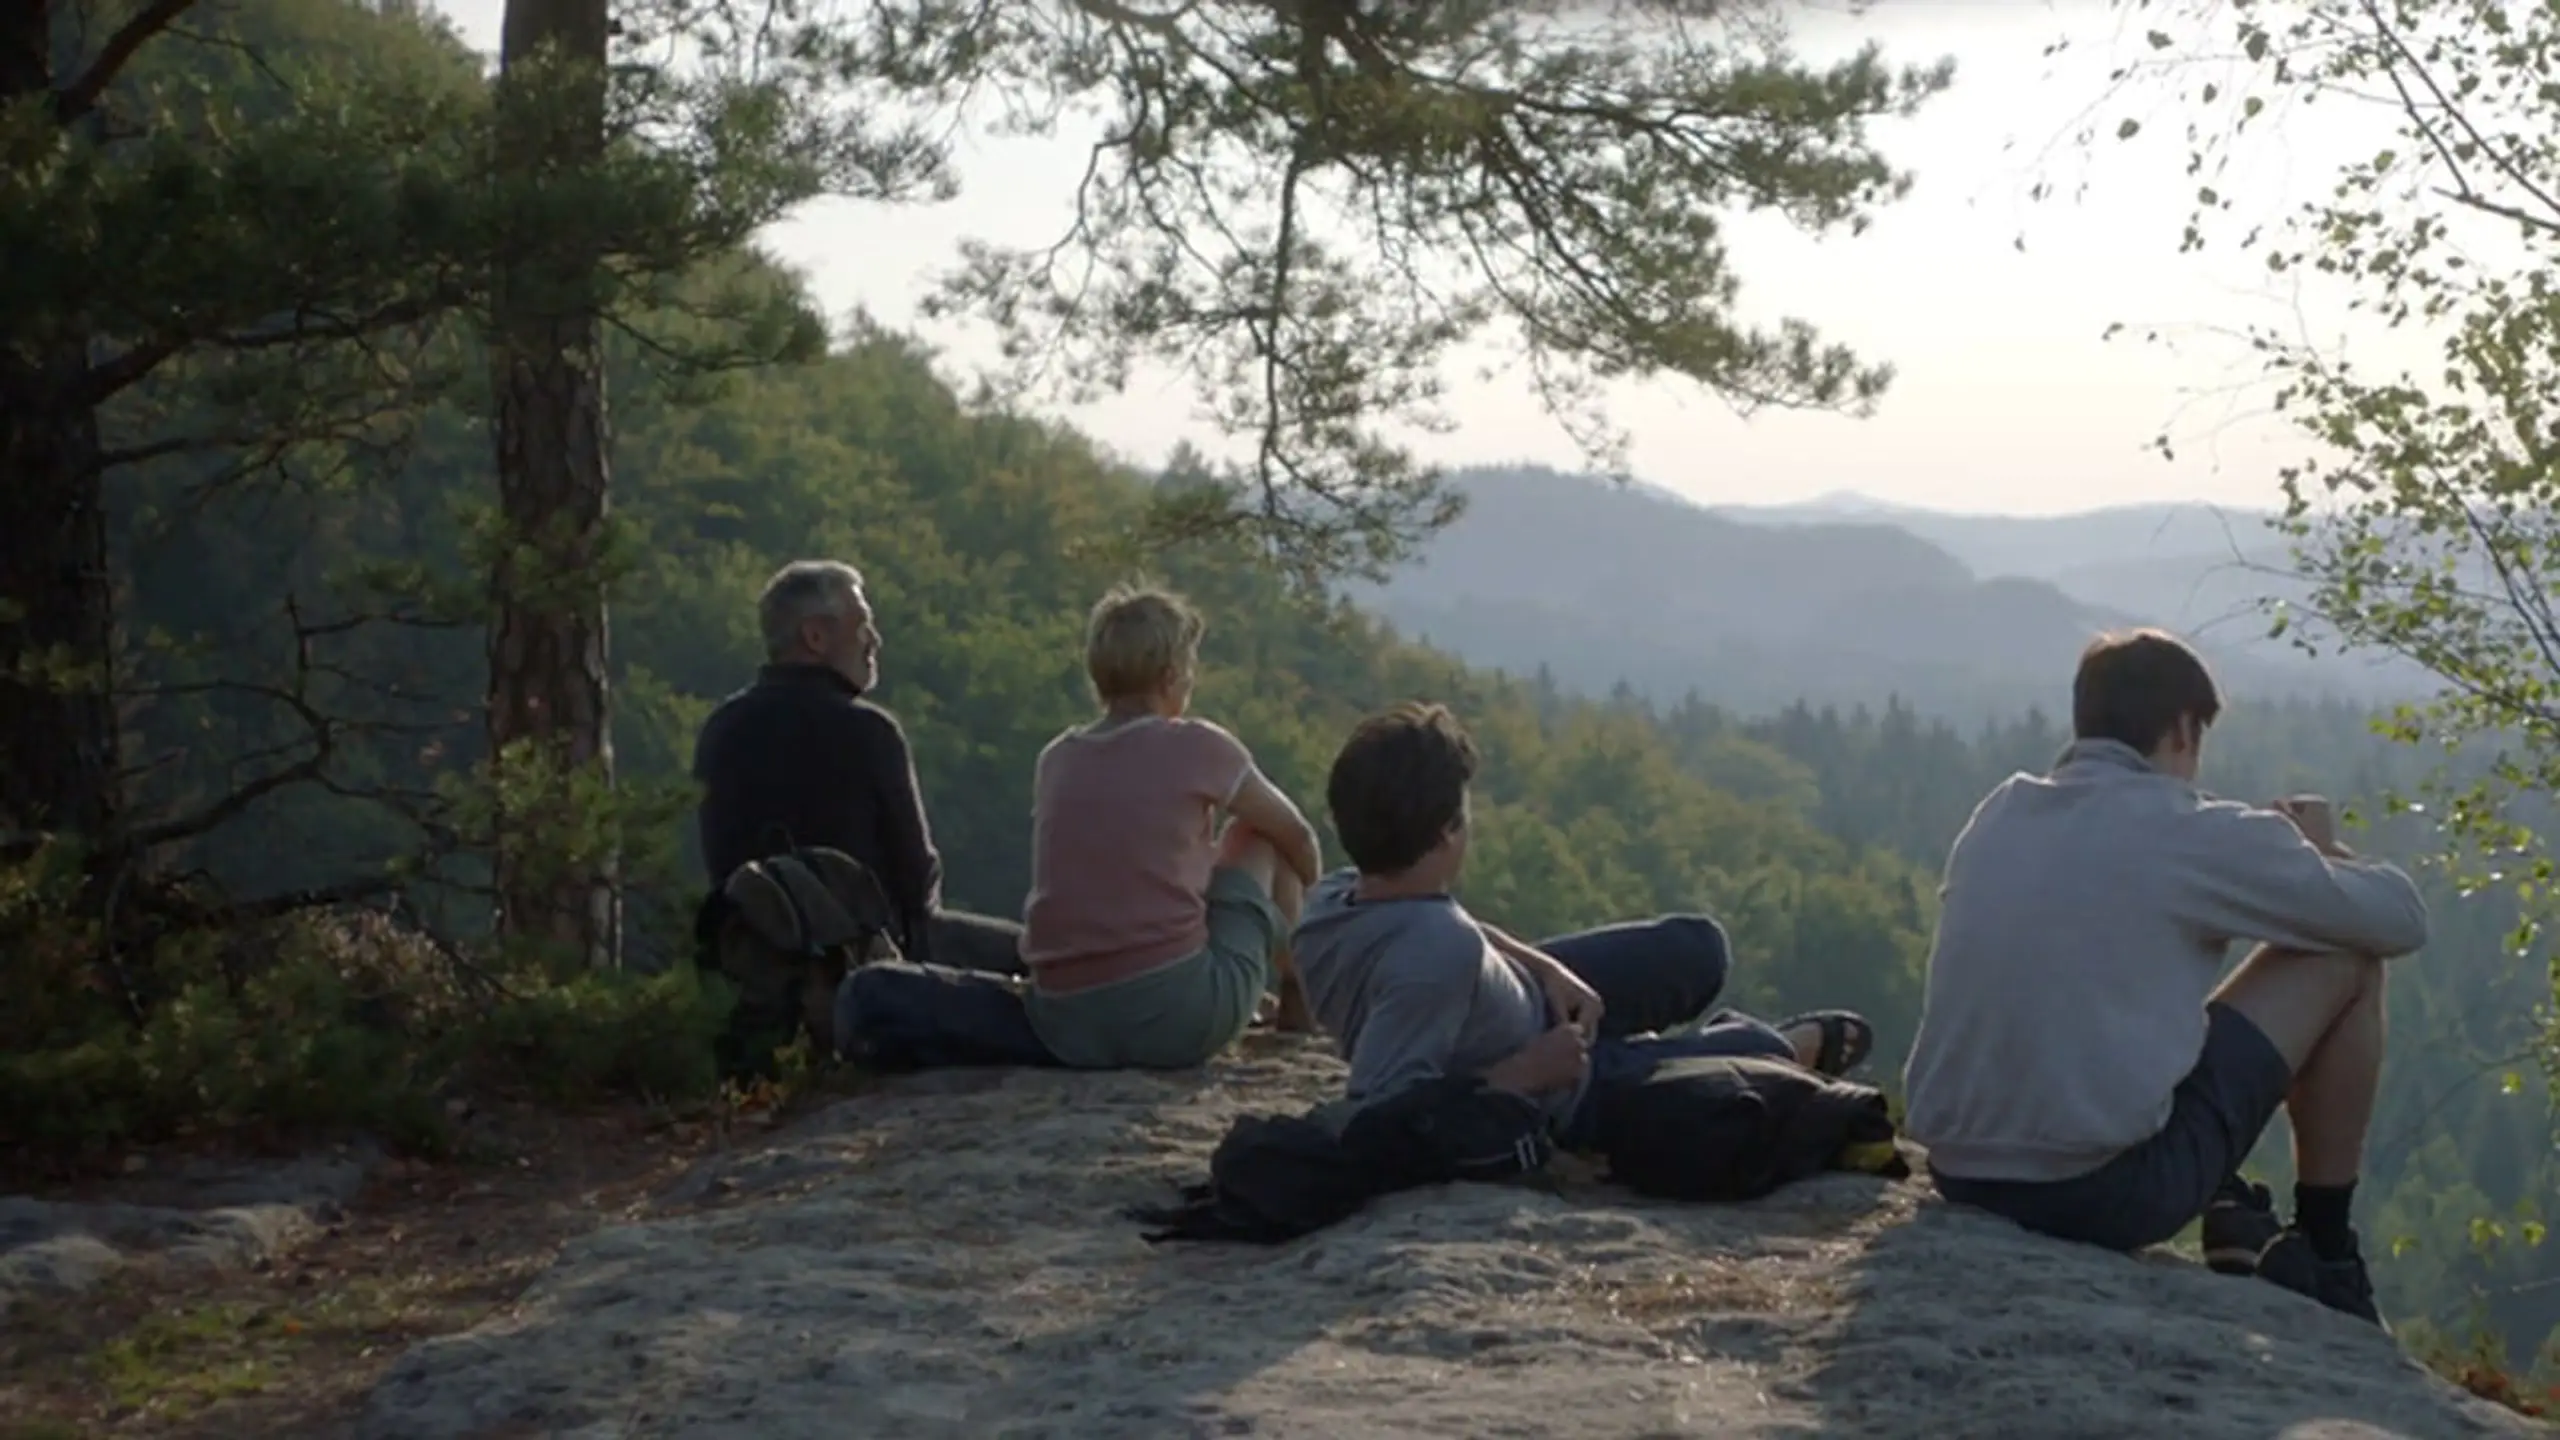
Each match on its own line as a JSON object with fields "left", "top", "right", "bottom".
{"left": 691, "top": 664, "right": 943, "bottom": 952}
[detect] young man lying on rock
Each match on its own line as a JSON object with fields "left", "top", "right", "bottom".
{"left": 1902, "top": 629, "right": 2429, "bottom": 1326}
{"left": 1290, "top": 701, "right": 1874, "bottom": 1156}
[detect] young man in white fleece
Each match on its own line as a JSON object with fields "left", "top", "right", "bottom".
{"left": 1903, "top": 629, "right": 2429, "bottom": 1325}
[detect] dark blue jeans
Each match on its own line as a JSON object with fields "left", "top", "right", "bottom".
{"left": 834, "top": 959, "right": 1057, "bottom": 1071}
{"left": 922, "top": 908, "right": 1028, "bottom": 976}
{"left": 1536, "top": 915, "right": 1799, "bottom": 1151}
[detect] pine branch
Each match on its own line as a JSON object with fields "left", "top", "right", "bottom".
{"left": 54, "top": 0, "right": 203, "bottom": 126}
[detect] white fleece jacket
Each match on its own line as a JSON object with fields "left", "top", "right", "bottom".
{"left": 1902, "top": 739, "right": 2429, "bottom": 1183}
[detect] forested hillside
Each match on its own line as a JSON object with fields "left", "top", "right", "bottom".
{"left": 11, "top": 0, "right": 1952, "bottom": 1179}
{"left": 123, "top": 309, "right": 1933, "bottom": 1018}
{"left": 18, "top": 263, "right": 1944, "bottom": 1151}
{"left": 93, "top": 275, "right": 2560, "bottom": 1364}
{"left": 9, "top": 0, "right": 2557, "bottom": 1400}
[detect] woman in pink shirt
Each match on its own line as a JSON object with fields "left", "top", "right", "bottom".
{"left": 1018, "top": 585, "right": 1324, "bottom": 1068}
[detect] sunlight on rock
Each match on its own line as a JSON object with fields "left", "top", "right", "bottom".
{"left": 359, "top": 1045, "right": 2535, "bottom": 1440}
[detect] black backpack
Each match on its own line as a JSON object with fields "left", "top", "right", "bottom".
{"left": 693, "top": 846, "right": 901, "bottom": 1079}
{"left": 1591, "top": 1054, "right": 1908, "bottom": 1203}
{"left": 1129, "top": 1077, "right": 1555, "bottom": 1244}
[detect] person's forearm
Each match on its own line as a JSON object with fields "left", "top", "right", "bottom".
{"left": 915, "top": 844, "right": 945, "bottom": 915}
{"left": 869, "top": 752, "right": 943, "bottom": 920}
{"left": 1482, "top": 924, "right": 1564, "bottom": 979}
{"left": 1282, "top": 820, "right": 1324, "bottom": 887}
{"left": 881, "top": 846, "right": 935, "bottom": 930}
{"left": 2326, "top": 857, "right": 2431, "bottom": 957}
{"left": 2257, "top": 851, "right": 2431, "bottom": 959}
{"left": 884, "top": 801, "right": 941, "bottom": 918}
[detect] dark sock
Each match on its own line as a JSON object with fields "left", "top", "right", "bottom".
{"left": 2211, "top": 1172, "right": 2255, "bottom": 1206}
{"left": 2294, "top": 1182, "right": 2358, "bottom": 1259}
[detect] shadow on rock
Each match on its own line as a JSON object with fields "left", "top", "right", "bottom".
{"left": 1782, "top": 1194, "right": 2540, "bottom": 1440}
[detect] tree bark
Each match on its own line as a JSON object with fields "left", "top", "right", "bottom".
{"left": 0, "top": 2, "right": 121, "bottom": 851}
{"left": 487, "top": 0, "right": 620, "bottom": 969}
{"left": 0, "top": 352, "right": 121, "bottom": 849}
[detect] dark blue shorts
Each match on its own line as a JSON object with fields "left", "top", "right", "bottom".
{"left": 1933, "top": 1002, "right": 2293, "bottom": 1251}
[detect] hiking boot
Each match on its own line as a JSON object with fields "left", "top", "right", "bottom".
{"left": 2201, "top": 1179, "right": 2283, "bottom": 1276}
{"left": 2253, "top": 1228, "right": 2388, "bottom": 1329}
{"left": 2309, "top": 1236, "right": 2386, "bottom": 1328}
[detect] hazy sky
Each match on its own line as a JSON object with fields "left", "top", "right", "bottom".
{"left": 430, "top": 0, "right": 2419, "bottom": 516}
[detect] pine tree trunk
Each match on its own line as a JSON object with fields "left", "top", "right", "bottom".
{"left": 487, "top": 0, "right": 620, "bottom": 970}
{"left": 0, "top": 352, "right": 120, "bottom": 849}
{"left": 0, "top": 5, "right": 120, "bottom": 851}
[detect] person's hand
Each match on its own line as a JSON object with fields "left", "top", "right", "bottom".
{"left": 2274, "top": 794, "right": 2342, "bottom": 853}
{"left": 1487, "top": 1021, "right": 1591, "bottom": 1096}
{"left": 1538, "top": 964, "right": 1606, "bottom": 1041}
{"left": 1518, "top": 1021, "right": 1592, "bottom": 1093}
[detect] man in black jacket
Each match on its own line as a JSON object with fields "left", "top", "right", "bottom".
{"left": 692, "top": 559, "right": 1022, "bottom": 973}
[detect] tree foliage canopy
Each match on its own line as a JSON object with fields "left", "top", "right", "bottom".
{"left": 821, "top": 0, "right": 1953, "bottom": 577}
{"left": 2095, "top": 0, "right": 2560, "bottom": 1040}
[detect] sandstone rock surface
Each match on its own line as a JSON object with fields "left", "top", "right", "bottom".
{"left": 1, "top": 1146, "right": 374, "bottom": 1312}
{"left": 362, "top": 1039, "right": 2541, "bottom": 1439}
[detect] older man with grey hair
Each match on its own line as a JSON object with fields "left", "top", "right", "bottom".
{"left": 691, "top": 559, "right": 1023, "bottom": 974}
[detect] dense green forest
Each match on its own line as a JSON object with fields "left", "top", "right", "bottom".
{"left": 7, "top": 0, "right": 2557, "bottom": 1395}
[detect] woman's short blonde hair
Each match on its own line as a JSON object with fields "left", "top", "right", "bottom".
{"left": 1085, "top": 584, "right": 1204, "bottom": 702}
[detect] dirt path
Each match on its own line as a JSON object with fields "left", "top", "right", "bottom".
{"left": 0, "top": 1101, "right": 738, "bottom": 1440}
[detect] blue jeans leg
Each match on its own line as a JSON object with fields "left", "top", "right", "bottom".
{"left": 835, "top": 961, "right": 1060, "bottom": 1070}
{"left": 923, "top": 908, "right": 1027, "bottom": 976}
{"left": 1536, "top": 913, "right": 1736, "bottom": 1039}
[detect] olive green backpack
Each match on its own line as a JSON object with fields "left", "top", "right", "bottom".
{"left": 697, "top": 846, "right": 901, "bottom": 1079}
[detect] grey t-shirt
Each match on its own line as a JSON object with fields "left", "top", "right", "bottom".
{"left": 1292, "top": 870, "right": 1581, "bottom": 1127}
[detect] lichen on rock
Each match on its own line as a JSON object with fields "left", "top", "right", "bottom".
{"left": 361, "top": 1040, "right": 2539, "bottom": 1439}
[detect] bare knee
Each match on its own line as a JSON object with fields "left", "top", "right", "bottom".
{"left": 1660, "top": 914, "right": 1734, "bottom": 1001}
{"left": 2215, "top": 945, "right": 2385, "bottom": 1068}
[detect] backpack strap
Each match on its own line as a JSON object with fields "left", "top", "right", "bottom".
{"left": 790, "top": 848, "right": 897, "bottom": 946}
{"left": 722, "top": 857, "right": 812, "bottom": 954}
{"left": 767, "top": 855, "right": 861, "bottom": 953}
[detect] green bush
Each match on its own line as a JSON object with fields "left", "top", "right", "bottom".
{"left": 0, "top": 885, "right": 736, "bottom": 1160}
{"left": 468, "top": 963, "right": 735, "bottom": 1105}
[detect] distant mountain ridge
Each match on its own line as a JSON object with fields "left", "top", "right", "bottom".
{"left": 1712, "top": 491, "right": 2290, "bottom": 588}
{"left": 1358, "top": 468, "right": 2419, "bottom": 722}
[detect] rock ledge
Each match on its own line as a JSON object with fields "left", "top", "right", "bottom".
{"left": 362, "top": 1041, "right": 2533, "bottom": 1439}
